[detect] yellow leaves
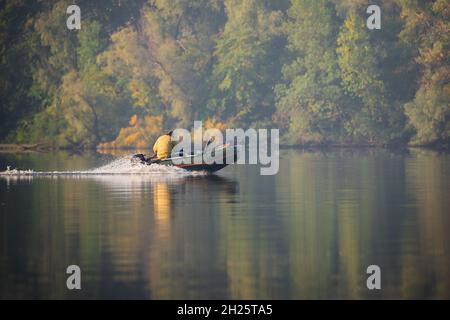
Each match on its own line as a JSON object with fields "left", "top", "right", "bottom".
{"left": 98, "top": 26, "right": 152, "bottom": 79}
{"left": 343, "top": 12, "right": 356, "bottom": 31}
{"left": 129, "top": 80, "right": 151, "bottom": 107}
{"left": 136, "top": 140, "right": 148, "bottom": 149}
{"left": 432, "top": 0, "right": 450, "bottom": 15}
{"left": 124, "top": 131, "right": 143, "bottom": 145}
{"left": 219, "top": 74, "right": 232, "bottom": 91}
{"left": 417, "top": 41, "right": 446, "bottom": 65}
{"left": 204, "top": 118, "right": 228, "bottom": 131}
{"left": 129, "top": 114, "right": 138, "bottom": 126}
{"left": 110, "top": 27, "right": 139, "bottom": 66}
{"left": 97, "top": 115, "right": 164, "bottom": 150}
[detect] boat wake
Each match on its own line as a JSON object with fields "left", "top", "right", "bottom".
{"left": 0, "top": 155, "right": 207, "bottom": 178}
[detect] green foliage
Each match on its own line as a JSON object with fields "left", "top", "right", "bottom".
{"left": 0, "top": 0, "right": 448, "bottom": 148}
{"left": 209, "top": 0, "right": 282, "bottom": 124}
{"left": 398, "top": 0, "right": 450, "bottom": 146}
{"left": 275, "top": 0, "right": 344, "bottom": 144}
{"left": 77, "top": 21, "right": 105, "bottom": 73}
{"left": 0, "top": 0, "right": 41, "bottom": 138}
{"left": 405, "top": 79, "right": 450, "bottom": 145}
{"left": 210, "top": 0, "right": 284, "bottom": 126}
{"left": 336, "top": 10, "right": 389, "bottom": 142}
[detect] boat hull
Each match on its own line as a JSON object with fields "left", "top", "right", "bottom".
{"left": 132, "top": 144, "right": 237, "bottom": 173}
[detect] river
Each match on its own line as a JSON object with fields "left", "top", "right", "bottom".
{"left": 0, "top": 148, "right": 449, "bottom": 299}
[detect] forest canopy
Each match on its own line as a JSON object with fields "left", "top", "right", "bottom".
{"left": 0, "top": 0, "right": 449, "bottom": 149}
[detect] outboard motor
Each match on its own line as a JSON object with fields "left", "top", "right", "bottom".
{"left": 131, "top": 154, "right": 150, "bottom": 165}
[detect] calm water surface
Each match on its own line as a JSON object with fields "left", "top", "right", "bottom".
{"left": 0, "top": 149, "right": 449, "bottom": 299}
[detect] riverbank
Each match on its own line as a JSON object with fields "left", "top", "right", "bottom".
{"left": 0, "top": 141, "right": 448, "bottom": 154}
{"left": 0, "top": 143, "right": 54, "bottom": 153}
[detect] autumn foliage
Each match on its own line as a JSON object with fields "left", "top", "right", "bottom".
{"left": 97, "top": 115, "right": 163, "bottom": 150}
{"left": 1, "top": 1, "right": 448, "bottom": 148}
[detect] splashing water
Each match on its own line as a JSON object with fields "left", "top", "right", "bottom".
{"left": 0, "top": 155, "right": 206, "bottom": 177}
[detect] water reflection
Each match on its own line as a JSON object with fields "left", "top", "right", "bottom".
{"left": 0, "top": 150, "right": 449, "bottom": 299}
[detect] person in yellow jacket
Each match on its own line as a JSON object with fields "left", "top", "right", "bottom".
{"left": 151, "top": 130, "right": 175, "bottom": 160}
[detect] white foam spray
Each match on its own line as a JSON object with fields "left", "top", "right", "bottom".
{"left": 0, "top": 155, "right": 207, "bottom": 178}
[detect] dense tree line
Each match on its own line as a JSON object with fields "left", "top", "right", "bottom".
{"left": 0, "top": 0, "right": 448, "bottom": 148}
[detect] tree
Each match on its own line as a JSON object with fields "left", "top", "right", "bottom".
{"left": 3, "top": 0, "right": 145, "bottom": 146}
{"left": 209, "top": 0, "right": 285, "bottom": 126}
{"left": 399, "top": 0, "right": 450, "bottom": 146}
{"left": 275, "top": 0, "right": 344, "bottom": 144}
{"left": 0, "top": 0, "right": 448, "bottom": 148}
{"left": 336, "top": 10, "right": 388, "bottom": 142}
{"left": 0, "top": 1, "right": 48, "bottom": 139}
